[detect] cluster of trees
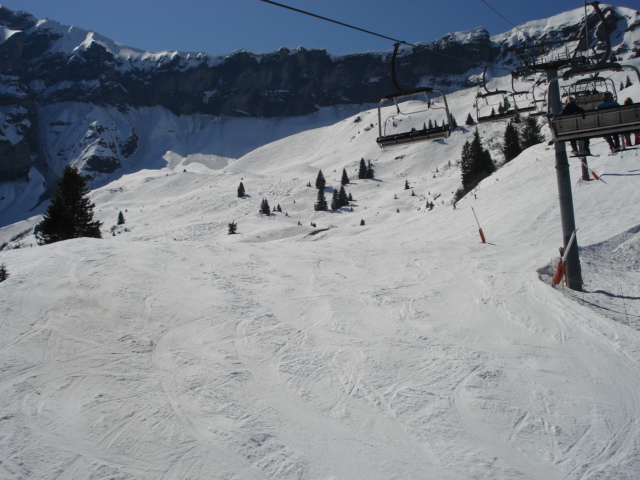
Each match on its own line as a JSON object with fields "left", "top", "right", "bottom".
{"left": 620, "top": 75, "right": 633, "bottom": 91}
{"left": 460, "top": 129, "right": 496, "bottom": 195}
{"left": 34, "top": 166, "right": 102, "bottom": 245}
{"left": 500, "top": 116, "right": 545, "bottom": 163}
{"left": 358, "top": 158, "right": 375, "bottom": 179}
{"left": 314, "top": 168, "right": 354, "bottom": 212}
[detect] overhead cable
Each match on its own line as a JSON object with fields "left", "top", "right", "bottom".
{"left": 258, "top": 0, "right": 511, "bottom": 72}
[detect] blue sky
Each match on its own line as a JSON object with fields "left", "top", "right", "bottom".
{"left": 0, "top": 1, "right": 630, "bottom": 55}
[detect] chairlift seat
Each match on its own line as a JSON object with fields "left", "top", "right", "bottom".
{"left": 549, "top": 104, "right": 640, "bottom": 142}
{"left": 476, "top": 110, "right": 519, "bottom": 123}
{"left": 377, "top": 125, "right": 450, "bottom": 147}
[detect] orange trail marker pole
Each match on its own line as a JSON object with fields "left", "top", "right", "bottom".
{"left": 553, "top": 229, "right": 578, "bottom": 286}
{"left": 471, "top": 207, "right": 486, "bottom": 243}
{"left": 580, "top": 161, "right": 606, "bottom": 183}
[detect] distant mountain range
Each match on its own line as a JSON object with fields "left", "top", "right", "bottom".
{"left": 0, "top": 4, "right": 638, "bottom": 226}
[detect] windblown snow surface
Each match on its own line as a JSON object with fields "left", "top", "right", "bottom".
{"left": 1, "top": 79, "right": 640, "bottom": 479}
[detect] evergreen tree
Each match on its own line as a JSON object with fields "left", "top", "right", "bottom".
{"left": 404, "top": 179, "right": 410, "bottom": 190}
{"left": 0, "top": 263, "right": 8, "bottom": 282}
{"left": 501, "top": 122, "right": 522, "bottom": 163}
{"left": 366, "top": 160, "right": 375, "bottom": 179}
{"left": 360, "top": 219, "right": 365, "bottom": 226}
{"left": 460, "top": 129, "right": 496, "bottom": 193}
{"left": 259, "top": 198, "right": 271, "bottom": 215}
{"left": 358, "top": 158, "right": 367, "bottom": 179}
{"left": 228, "top": 221, "right": 238, "bottom": 234}
{"left": 237, "top": 181, "right": 245, "bottom": 197}
{"left": 519, "top": 116, "right": 545, "bottom": 149}
{"left": 331, "top": 190, "right": 340, "bottom": 210}
{"left": 348, "top": 192, "right": 353, "bottom": 202}
{"left": 626, "top": 75, "right": 633, "bottom": 88}
{"left": 34, "top": 166, "right": 102, "bottom": 245}
{"left": 338, "top": 186, "right": 349, "bottom": 207}
{"left": 314, "top": 188, "right": 328, "bottom": 211}
{"left": 315, "top": 169, "right": 326, "bottom": 190}
{"left": 276, "top": 204, "right": 282, "bottom": 212}
{"left": 465, "top": 113, "right": 475, "bottom": 126}
{"left": 428, "top": 119, "right": 433, "bottom": 129}
{"left": 450, "top": 115, "right": 458, "bottom": 129}
{"left": 341, "top": 168, "right": 350, "bottom": 185}
{"left": 117, "top": 211, "right": 125, "bottom": 225}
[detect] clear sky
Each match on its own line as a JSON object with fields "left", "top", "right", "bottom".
{"left": 0, "top": 1, "right": 634, "bottom": 55}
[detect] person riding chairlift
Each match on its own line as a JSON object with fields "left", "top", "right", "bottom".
{"left": 559, "top": 96, "right": 591, "bottom": 155}
{"left": 596, "top": 92, "right": 621, "bottom": 152}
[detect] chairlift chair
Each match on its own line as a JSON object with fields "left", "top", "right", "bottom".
{"left": 547, "top": 63, "right": 640, "bottom": 143}
{"left": 475, "top": 90, "right": 519, "bottom": 123}
{"left": 562, "top": 75, "right": 616, "bottom": 111}
{"left": 375, "top": 43, "right": 453, "bottom": 148}
{"left": 474, "top": 65, "right": 520, "bottom": 123}
{"left": 376, "top": 87, "right": 452, "bottom": 147}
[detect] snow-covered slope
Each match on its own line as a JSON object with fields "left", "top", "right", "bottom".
{"left": 1, "top": 66, "right": 639, "bottom": 479}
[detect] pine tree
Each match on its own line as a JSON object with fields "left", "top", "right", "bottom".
{"left": 237, "top": 181, "right": 245, "bottom": 197}
{"left": 259, "top": 198, "right": 271, "bottom": 215}
{"left": 34, "top": 166, "right": 102, "bottom": 245}
{"left": 465, "top": 113, "right": 475, "bottom": 126}
{"left": 331, "top": 190, "right": 340, "bottom": 210}
{"left": 366, "top": 160, "right": 375, "bottom": 179}
{"left": 117, "top": 211, "right": 125, "bottom": 225}
{"left": 360, "top": 219, "right": 365, "bottom": 226}
{"left": 519, "top": 116, "right": 545, "bottom": 149}
{"left": 315, "top": 169, "right": 326, "bottom": 190}
{"left": 460, "top": 129, "right": 495, "bottom": 193}
{"left": 314, "top": 188, "right": 328, "bottom": 211}
{"left": 501, "top": 122, "right": 522, "bottom": 163}
{"left": 276, "top": 204, "right": 282, "bottom": 212}
{"left": 338, "top": 186, "right": 349, "bottom": 207}
{"left": 404, "top": 179, "right": 410, "bottom": 190}
{"left": 228, "top": 221, "right": 238, "bottom": 234}
{"left": 0, "top": 263, "right": 8, "bottom": 282}
{"left": 626, "top": 75, "right": 633, "bottom": 88}
{"left": 341, "top": 168, "right": 350, "bottom": 185}
{"left": 358, "top": 158, "right": 367, "bottom": 179}
{"left": 450, "top": 115, "right": 458, "bottom": 129}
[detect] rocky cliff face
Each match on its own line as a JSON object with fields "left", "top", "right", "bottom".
{"left": 0, "top": 5, "right": 637, "bottom": 190}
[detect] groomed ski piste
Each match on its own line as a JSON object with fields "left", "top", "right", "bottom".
{"left": 1, "top": 75, "right": 640, "bottom": 479}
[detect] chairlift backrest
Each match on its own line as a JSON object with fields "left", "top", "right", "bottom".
{"left": 376, "top": 88, "right": 452, "bottom": 148}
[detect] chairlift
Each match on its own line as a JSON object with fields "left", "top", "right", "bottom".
{"left": 376, "top": 43, "right": 452, "bottom": 148}
{"left": 547, "top": 64, "right": 640, "bottom": 143}
{"left": 377, "top": 88, "right": 452, "bottom": 147}
{"left": 562, "top": 75, "right": 616, "bottom": 111}
{"left": 475, "top": 65, "right": 520, "bottom": 123}
{"left": 546, "top": 2, "right": 640, "bottom": 143}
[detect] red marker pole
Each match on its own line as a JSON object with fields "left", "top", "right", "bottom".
{"left": 580, "top": 161, "right": 606, "bottom": 183}
{"left": 553, "top": 229, "right": 578, "bottom": 287}
{"left": 471, "top": 207, "right": 486, "bottom": 244}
